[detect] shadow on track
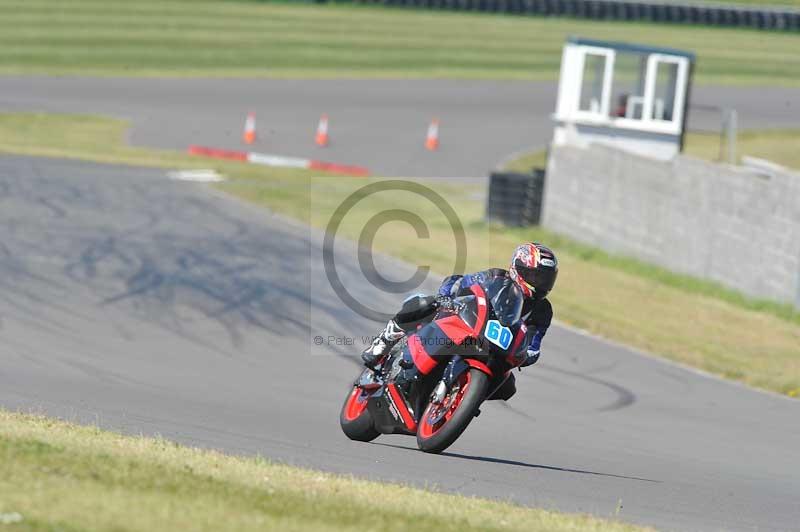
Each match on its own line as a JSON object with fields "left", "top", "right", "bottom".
{"left": 372, "top": 443, "right": 659, "bottom": 483}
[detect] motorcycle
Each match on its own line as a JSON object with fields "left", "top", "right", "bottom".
{"left": 339, "top": 276, "right": 533, "bottom": 454}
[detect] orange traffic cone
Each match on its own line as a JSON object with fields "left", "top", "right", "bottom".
{"left": 243, "top": 112, "right": 256, "bottom": 145}
{"left": 425, "top": 119, "right": 439, "bottom": 151}
{"left": 315, "top": 114, "right": 329, "bottom": 147}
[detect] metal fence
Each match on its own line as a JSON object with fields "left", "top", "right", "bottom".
{"left": 686, "top": 104, "right": 740, "bottom": 164}
{"left": 343, "top": 0, "right": 800, "bottom": 31}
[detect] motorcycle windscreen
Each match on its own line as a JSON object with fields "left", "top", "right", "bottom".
{"left": 484, "top": 277, "right": 523, "bottom": 327}
{"left": 454, "top": 295, "right": 478, "bottom": 329}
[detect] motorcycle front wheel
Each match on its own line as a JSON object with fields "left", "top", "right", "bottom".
{"left": 416, "top": 368, "right": 488, "bottom": 454}
{"left": 339, "top": 381, "right": 380, "bottom": 442}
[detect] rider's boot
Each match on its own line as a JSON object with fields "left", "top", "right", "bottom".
{"left": 361, "top": 320, "right": 405, "bottom": 368}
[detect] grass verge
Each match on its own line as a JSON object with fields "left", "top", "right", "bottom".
{"left": 0, "top": 410, "right": 649, "bottom": 532}
{"left": 0, "top": 0, "right": 798, "bottom": 85}
{"left": 503, "top": 130, "right": 800, "bottom": 174}
{"left": 501, "top": 147, "right": 548, "bottom": 174}
{"left": 0, "top": 112, "right": 798, "bottom": 397}
{"left": 684, "top": 129, "right": 800, "bottom": 170}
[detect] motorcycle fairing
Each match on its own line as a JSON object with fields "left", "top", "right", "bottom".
{"left": 403, "top": 283, "right": 490, "bottom": 376}
{"left": 468, "top": 284, "right": 488, "bottom": 335}
{"left": 506, "top": 323, "right": 530, "bottom": 367}
{"left": 443, "top": 355, "right": 492, "bottom": 390}
{"left": 387, "top": 382, "right": 417, "bottom": 432}
{"left": 366, "top": 385, "right": 417, "bottom": 435}
{"left": 404, "top": 315, "right": 473, "bottom": 375}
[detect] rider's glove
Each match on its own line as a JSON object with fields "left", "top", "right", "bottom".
{"left": 435, "top": 294, "right": 456, "bottom": 312}
{"left": 520, "top": 349, "right": 540, "bottom": 368}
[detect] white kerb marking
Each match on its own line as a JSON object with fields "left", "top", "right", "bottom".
{"left": 167, "top": 169, "right": 225, "bottom": 182}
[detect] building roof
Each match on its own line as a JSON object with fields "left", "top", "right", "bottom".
{"left": 567, "top": 37, "right": 696, "bottom": 61}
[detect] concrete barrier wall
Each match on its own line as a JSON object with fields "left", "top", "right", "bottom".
{"left": 543, "top": 144, "right": 800, "bottom": 307}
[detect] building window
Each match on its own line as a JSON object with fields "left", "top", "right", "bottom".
{"left": 610, "top": 51, "right": 648, "bottom": 121}
{"left": 652, "top": 60, "right": 680, "bottom": 122}
{"left": 579, "top": 53, "right": 608, "bottom": 115}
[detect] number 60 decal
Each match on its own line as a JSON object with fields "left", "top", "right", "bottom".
{"left": 485, "top": 319, "right": 513, "bottom": 350}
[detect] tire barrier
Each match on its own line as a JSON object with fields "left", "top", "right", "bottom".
{"left": 348, "top": 0, "right": 800, "bottom": 31}
{"left": 485, "top": 169, "right": 546, "bottom": 227}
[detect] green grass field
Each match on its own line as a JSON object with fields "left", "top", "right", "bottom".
{"left": 505, "top": 129, "right": 800, "bottom": 173}
{"left": 0, "top": 410, "right": 649, "bottom": 532}
{"left": 1, "top": 112, "right": 798, "bottom": 397}
{"left": 685, "top": 129, "right": 800, "bottom": 169}
{"left": 0, "top": 0, "right": 798, "bottom": 84}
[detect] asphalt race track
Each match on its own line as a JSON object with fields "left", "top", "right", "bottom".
{"left": 2, "top": 77, "right": 799, "bottom": 177}
{"left": 0, "top": 155, "right": 798, "bottom": 531}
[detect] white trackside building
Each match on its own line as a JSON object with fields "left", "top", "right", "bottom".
{"left": 552, "top": 37, "right": 695, "bottom": 161}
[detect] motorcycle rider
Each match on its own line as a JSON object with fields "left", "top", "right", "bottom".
{"left": 361, "top": 243, "right": 557, "bottom": 397}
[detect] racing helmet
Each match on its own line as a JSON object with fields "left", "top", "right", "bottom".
{"left": 508, "top": 242, "right": 558, "bottom": 299}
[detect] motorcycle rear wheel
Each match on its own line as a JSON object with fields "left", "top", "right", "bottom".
{"left": 416, "top": 368, "right": 488, "bottom": 454}
{"left": 340, "top": 385, "right": 380, "bottom": 442}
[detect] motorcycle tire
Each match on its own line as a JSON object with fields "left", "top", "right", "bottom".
{"left": 416, "top": 368, "right": 489, "bottom": 454}
{"left": 340, "top": 385, "right": 380, "bottom": 442}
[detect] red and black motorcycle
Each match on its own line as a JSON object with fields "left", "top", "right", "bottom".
{"left": 340, "top": 276, "right": 533, "bottom": 454}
